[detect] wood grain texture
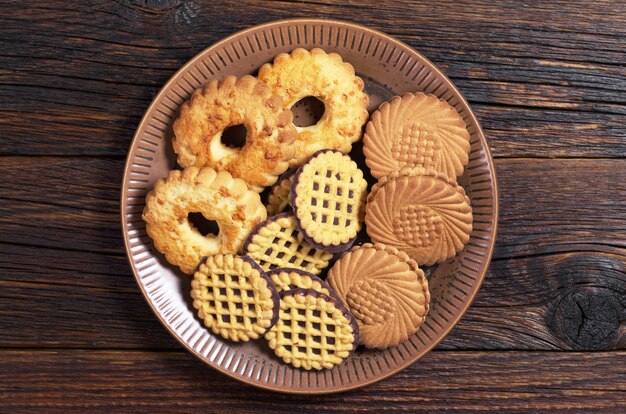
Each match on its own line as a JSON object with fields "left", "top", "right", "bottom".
{"left": 1, "top": 0, "right": 625, "bottom": 408}
{"left": 1, "top": 157, "right": 624, "bottom": 258}
{"left": 2, "top": 240, "right": 623, "bottom": 350}
{"left": 0, "top": 0, "right": 625, "bottom": 157}
{"left": 0, "top": 350, "right": 624, "bottom": 412}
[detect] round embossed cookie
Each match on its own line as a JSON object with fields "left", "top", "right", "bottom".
{"left": 327, "top": 243, "right": 430, "bottom": 349}
{"left": 142, "top": 166, "right": 267, "bottom": 274}
{"left": 242, "top": 212, "right": 333, "bottom": 276}
{"left": 172, "top": 75, "right": 297, "bottom": 191}
{"left": 365, "top": 167, "right": 473, "bottom": 266}
{"left": 266, "top": 268, "right": 340, "bottom": 301}
{"left": 258, "top": 48, "right": 369, "bottom": 167}
{"left": 363, "top": 92, "right": 471, "bottom": 180}
{"left": 191, "top": 254, "right": 279, "bottom": 342}
{"left": 265, "top": 289, "right": 359, "bottom": 370}
{"left": 266, "top": 168, "right": 297, "bottom": 216}
{"left": 291, "top": 150, "right": 368, "bottom": 252}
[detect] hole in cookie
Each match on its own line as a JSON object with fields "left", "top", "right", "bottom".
{"left": 188, "top": 212, "right": 220, "bottom": 237}
{"left": 313, "top": 322, "right": 321, "bottom": 330}
{"left": 221, "top": 124, "right": 247, "bottom": 149}
{"left": 235, "top": 302, "right": 243, "bottom": 309}
{"left": 327, "top": 325, "right": 335, "bottom": 332}
{"left": 327, "top": 337, "right": 336, "bottom": 345}
{"left": 249, "top": 304, "right": 256, "bottom": 312}
{"left": 284, "top": 332, "right": 292, "bottom": 339}
{"left": 297, "top": 346, "right": 307, "bottom": 353}
{"left": 313, "top": 335, "right": 321, "bottom": 343}
{"left": 291, "top": 96, "right": 325, "bottom": 127}
{"left": 312, "top": 310, "right": 321, "bottom": 318}
{"left": 298, "top": 333, "right": 306, "bottom": 340}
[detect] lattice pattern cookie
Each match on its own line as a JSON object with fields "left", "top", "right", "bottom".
{"left": 327, "top": 243, "right": 430, "bottom": 349}
{"left": 291, "top": 150, "right": 368, "bottom": 252}
{"left": 365, "top": 167, "right": 473, "bottom": 265}
{"left": 243, "top": 212, "right": 333, "bottom": 275}
{"left": 266, "top": 168, "right": 297, "bottom": 216}
{"left": 191, "top": 254, "right": 279, "bottom": 342}
{"left": 266, "top": 289, "right": 359, "bottom": 370}
{"left": 363, "top": 92, "right": 470, "bottom": 180}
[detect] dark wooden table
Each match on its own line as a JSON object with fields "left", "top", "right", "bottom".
{"left": 1, "top": 1, "right": 625, "bottom": 412}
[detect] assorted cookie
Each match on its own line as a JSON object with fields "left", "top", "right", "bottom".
{"left": 363, "top": 92, "right": 470, "bottom": 180}
{"left": 142, "top": 166, "right": 267, "bottom": 274}
{"left": 291, "top": 150, "right": 368, "bottom": 252}
{"left": 265, "top": 289, "right": 359, "bottom": 370}
{"left": 259, "top": 48, "right": 369, "bottom": 166}
{"left": 365, "top": 167, "right": 473, "bottom": 266}
{"left": 191, "top": 254, "right": 279, "bottom": 341}
{"left": 327, "top": 243, "right": 430, "bottom": 349}
{"left": 242, "top": 212, "right": 333, "bottom": 276}
{"left": 142, "top": 47, "right": 476, "bottom": 370}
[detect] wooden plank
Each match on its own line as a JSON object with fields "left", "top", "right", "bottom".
{"left": 0, "top": 350, "right": 623, "bottom": 412}
{"left": 1, "top": 157, "right": 624, "bottom": 258}
{"left": 0, "top": 1, "right": 625, "bottom": 157}
{"left": 1, "top": 241, "right": 623, "bottom": 350}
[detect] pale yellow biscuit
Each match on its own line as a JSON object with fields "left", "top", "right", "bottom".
{"left": 191, "top": 254, "right": 279, "bottom": 341}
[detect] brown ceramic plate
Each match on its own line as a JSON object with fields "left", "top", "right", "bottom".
{"left": 121, "top": 19, "right": 498, "bottom": 394}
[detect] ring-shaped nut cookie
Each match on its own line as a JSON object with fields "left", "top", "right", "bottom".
{"left": 172, "top": 75, "right": 297, "bottom": 191}
{"left": 142, "top": 166, "right": 267, "bottom": 274}
{"left": 258, "top": 48, "right": 369, "bottom": 167}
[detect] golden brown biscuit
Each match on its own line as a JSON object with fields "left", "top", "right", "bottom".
{"left": 365, "top": 167, "right": 473, "bottom": 265}
{"left": 291, "top": 150, "right": 368, "bottom": 252}
{"left": 363, "top": 92, "right": 470, "bottom": 180}
{"left": 242, "top": 212, "right": 333, "bottom": 275}
{"left": 191, "top": 254, "right": 279, "bottom": 341}
{"left": 172, "top": 75, "right": 297, "bottom": 191}
{"left": 142, "top": 166, "right": 267, "bottom": 274}
{"left": 258, "top": 48, "right": 369, "bottom": 167}
{"left": 266, "top": 168, "right": 296, "bottom": 216}
{"left": 327, "top": 243, "right": 430, "bottom": 349}
{"left": 265, "top": 289, "right": 359, "bottom": 370}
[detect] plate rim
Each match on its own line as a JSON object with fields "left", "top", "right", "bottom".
{"left": 121, "top": 18, "right": 499, "bottom": 394}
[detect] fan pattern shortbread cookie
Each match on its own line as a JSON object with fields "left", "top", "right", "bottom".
{"left": 291, "top": 150, "right": 368, "bottom": 252}
{"left": 327, "top": 243, "right": 430, "bottom": 349}
{"left": 258, "top": 48, "right": 369, "bottom": 167}
{"left": 365, "top": 167, "right": 473, "bottom": 266}
{"left": 142, "top": 166, "right": 267, "bottom": 274}
{"left": 265, "top": 289, "right": 359, "bottom": 370}
{"left": 363, "top": 92, "right": 470, "bottom": 180}
{"left": 243, "top": 212, "right": 333, "bottom": 275}
{"left": 191, "top": 254, "right": 280, "bottom": 342}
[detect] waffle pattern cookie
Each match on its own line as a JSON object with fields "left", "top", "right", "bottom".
{"left": 243, "top": 212, "right": 333, "bottom": 275}
{"left": 191, "top": 254, "right": 279, "bottom": 342}
{"left": 266, "top": 168, "right": 297, "bottom": 216}
{"left": 266, "top": 289, "right": 359, "bottom": 370}
{"left": 363, "top": 93, "right": 470, "bottom": 180}
{"left": 291, "top": 150, "right": 368, "bottom": 252}
{"left": 258, "top": 48, "right": 369, "bottom": 167}
{"left": 327, "top": 243, "right": 430, "bottom": 349}
{"left": 142, "top": 166, "right": 267, "bottom": 274}
{"left": 365, "top": 167, "right": 473, "bottom": 266}
{"left": 172, "top": 75, "right": 297, "bottom": 191}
